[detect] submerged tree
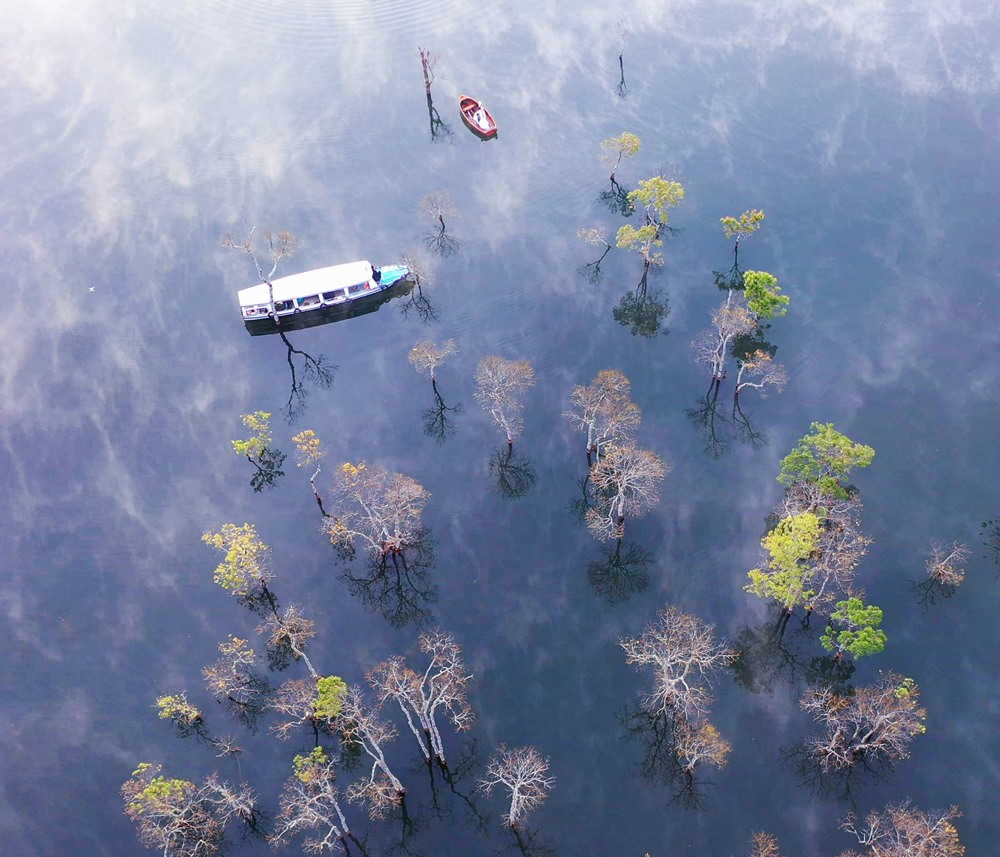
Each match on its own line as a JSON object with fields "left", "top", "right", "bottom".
{"left": 720, "top": 209, "right": 765, "bottom": 276}
{"left": 747, "top": 832, "right": 782, "bottom": 857}
{"left": 839, "top": 801, "right": 964, "bottom": 857}
{"left": 271, "top": 748, "right": 365, "bottom": 855}
{"left": 614, "top": 17, "right": 631, "bottom": 98}
{"left": 339, "top": 686, "right": 407, "bottom": 817}
{"left": 418, "top": 48, "right": 452, "bottom": 142}
{"left": 201, "top": 522, "right": 275, "bottom": 613}
{"left": 915, "top": 540, "right": 969, "bottom": 606}
{"left": 222, "top": 226, "right": 333, "bottom": 421}
{"left": 743, "top": 270, "right": 789, "bottom": 322}
{"left": 420, "top": 191, "right": 460, "bottom": 256}
{"left": 477, "top": 744, "right": 555, "bottom": 829}
{"left": 692, "top": 298, "right": 757, "bottom": 386}
{"left": 368, "top": 629, "right": 474, "bottom": 767}
{"left": 409, "top": 340, "right": 462, "bottom": 441}
{"left": 565, "top": 369, "right": 642, "bottom": 463}
{"left": 323, "top": 462, "right": 430, "bottom": 559}
{"left": 398, "top": 252, "right": 438, "bottom": 322}
{"left": 925, "top": 541, "right": 968, "bottom": 587}
{"left": 577, "top": 225, "right": 613, "bottom": 286}
{"left": 122, "top": 762, "right": 259, "bottom": 857}
{"left": 203, "top": 635, "right": 271, "bottom": 731}
{"left": 800, "top": 673, "right": 926, "bottom": 772}
{"left": 734, "top": 350, "right": 787, "bottom": 401}
{"left": 232, "top": 410, "right": 286, "bottom": 492}
{"left": 819, "top": 597, "right": 887, "bottom": 662}
{"left": 621, "top": 605, "right": 733, "bottom": 722}
{"left": 598, "top": 132, "right": 640, "bottom": 215}
{"left": 475, "top": 356, "right": 536, "bottom": 446}
{"left": 585, "top": 443, "right": 667, "bottom": 541}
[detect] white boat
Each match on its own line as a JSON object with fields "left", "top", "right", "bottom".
{"left": 238, "top": 260, "right": 409, "bottom": 335}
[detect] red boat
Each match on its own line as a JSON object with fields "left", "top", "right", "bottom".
{"left": 459, "top": 95, "right": 497, "bottom": 139}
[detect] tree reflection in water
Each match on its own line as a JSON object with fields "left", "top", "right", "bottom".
{"left": 340, "top": 530, "right": 438, "bottom": 628}
{"left": 586, "top": 538, "right": 652, "bottom": 604}
{"left": 489, "top": 445, "right": 537, "bottom": 499}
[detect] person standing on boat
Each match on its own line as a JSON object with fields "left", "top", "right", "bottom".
{"left": 372, "top": 265, "right": 382, "bottom": 284}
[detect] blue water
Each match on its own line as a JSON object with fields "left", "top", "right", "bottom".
{"left": 2, "top": 1, "right": 999, "bottom": 854}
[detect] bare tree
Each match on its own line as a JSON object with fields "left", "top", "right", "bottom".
{"left": 615, "top": 17, "right": 631, "bottom": 98}
{"left": 398, "top": 252, "right": 438, "bottom": 322}
{"left": 692, "top": 298, "right": 757, "bottom": 385}
{"left": 269, "top": 677, "right": 325, "bottom": 741}
{"left": 748, "top": 831, "right": 782, "bottom": 857}
{"left": 475, "top": 356, "right": 536, "bottom": 446}
{"left": 257, "top": 603, "right": 319, "bottom": 675}
{"left": 322, "top": 462, "right": 429, "bottom": 559}
{"left": 408, "top": 340, "right": 457, "bottom": 381}
{"left": 577, "top": 225, "right": 613, "bottom": 286}
{"left": 202, "top": 635, "right": 271, "bottom": 729}
{"left": 734, "top": 350, "right": 788, "bottom": 400}
{"left": 339, "top": 686, "right": 406, "bottom": 818}
{"left": 839, "top": 801, "right": 964, "bottom": 857}
{"left": 800, "top": 674, "right": 926, "bottom": 772}
{"left": 585, "top": 443, "right": 667, "bottom": 541}
{"left": 368, "top": 629, "right": 474, "bottom": 766}
{"left": 925, "top": 541, "right": 969, "bottom": 587}
{"left": 221, "top": 223, "right": 300, "bottom": 315}
{"left": 122, "top": 763, "right": 259, "bottom": 857}
{"left": 620, "top": 605, "right": 733, "bottom": 722}
{"left": 420, "top": 192, "right": 460, "bottom": 256}
{"left": 565, "top": 369, "right": 642, "bottom": 463}
{"left": 672, "top": 718, "right": 731, "bottom": 773}
{"left": 272, "top": 748, "right": 364, "bottom": 855}
{"left": 477, "top": 744, "right": 555, "bottom": 829}
{"left": 418, "top": 48, "right": 452, "bottom": 142}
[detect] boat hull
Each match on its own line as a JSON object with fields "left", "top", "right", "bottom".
{"left": 459, "top": 94, "right": 497, "bottom": 140}
{"left": 243, "top": 276, "right": 413, "bottom": 336}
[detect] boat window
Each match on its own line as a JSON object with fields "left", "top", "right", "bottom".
{"left": 348, "top": 283, "right": 366, "bottom": 294}
{"left": 297, "top": 295, "right": 321, "bottom": 308}
{"left": 274, "top": 300, "right": 294, "bottom": 312}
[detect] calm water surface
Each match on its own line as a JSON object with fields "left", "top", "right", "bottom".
{"left": 3, "top": 1, "right": 1000, "bottom": 854}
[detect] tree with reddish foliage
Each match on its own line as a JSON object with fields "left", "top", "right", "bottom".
{"left": 585, "top": 443, "right": 667, "bottom": 542}
{"left": 565, "top": 369, "right": 642, "bottom": 463}
{"left": 368, "top": 629, "right": 474, "bottom": 767}
{"left": 477, "top": 744, "right": 555, "bottom": 829}
{"left": 692, "top": 297, "right": 757, "bottom": 386}
{"left": 839, "top": 801, "right": 964, "bottom": 856}
{"left": 800, "top": 673, "right": 926, "bottom": 772}
{"left": 748, "top": 831, "right": 782, "bottom": 857}
{"left": 323, "top": 462, "right": 429, "bottom": 559}
{"left": 475, "top": 356, "right": 536, "bottom": 446}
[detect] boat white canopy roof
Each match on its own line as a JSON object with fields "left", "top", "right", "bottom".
{"left": 238, "top": 260, "right": 373, "bottom": 307}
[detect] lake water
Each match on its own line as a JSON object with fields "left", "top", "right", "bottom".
{"left": 3, "top": 0, "right": 1000, "bottom": 854}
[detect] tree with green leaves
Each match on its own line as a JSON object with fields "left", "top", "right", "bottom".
{"left": 777, "top": 422, "right": 875, "bottom": 500}
{"left": 745, "top": 512, "right": 823, "bottom": 613}
{"left": 598, "top": 133, "right": 641, "bottom": 215}
{"left": 820, "top": 597, "right": 887, "bottom": 661}
{"left": 232, "top": 411, "right": 286, "bottom": 492}
{"left": 743, "top": 270, "right": 789, "bottom": 321}
{"left": 271, "top": 747, "right": 364, "bottom": 854}
{"left": 122, "top": 762, "right": 259, "bottom": 857}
